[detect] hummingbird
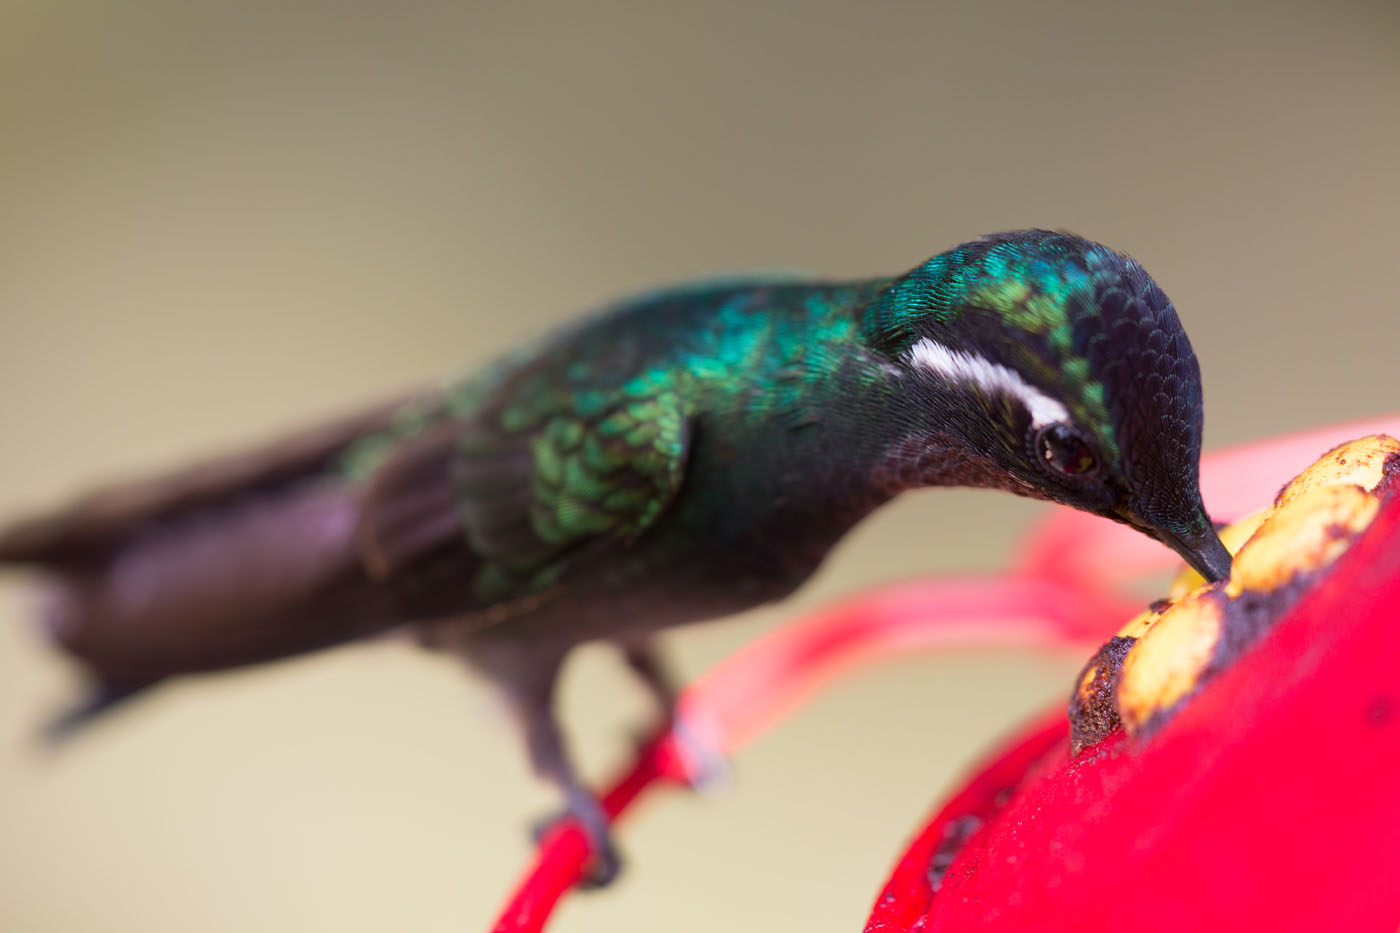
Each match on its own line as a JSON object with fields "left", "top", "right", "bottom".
{"left": 0, "top": 229, "right": 1230, "bottom": 884}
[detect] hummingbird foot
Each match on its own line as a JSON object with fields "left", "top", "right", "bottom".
{"left": 666, "top": 713, "right": 732, "bottom": 792}
{"left": 530, "top": 788, "right": 623, "bottom": 889}
{"left": 620, "top": 640, "right": 680, "bottom": 714}
{"left": 501, "top": 646, "right": 625, "bottom": 887}
{"left": 619, "top": 640, "right": 731, "bottom": 791}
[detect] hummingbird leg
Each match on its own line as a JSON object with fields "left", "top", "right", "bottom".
{"left": 501, "top": 650, "right": 622, "bottom": 888}
{"left": 619, "top": 640, "right": 731, "bottom": 792}
{"left": 620, "top": 640, "right": 679, "bottom": 715}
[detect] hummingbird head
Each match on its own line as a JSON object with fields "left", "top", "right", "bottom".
{"left": 865, "top": 229, "right": 1231, "bottom": 582}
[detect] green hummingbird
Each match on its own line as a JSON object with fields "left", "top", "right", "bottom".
{"left": 0, "top": 229, "right": 1230, "bottom": 884}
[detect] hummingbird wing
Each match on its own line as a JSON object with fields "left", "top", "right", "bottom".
{"left": 0, "top": 370, "right": 693, "bottom": 682}
{"left": 355, "top": 385, "right": 692, "bottom": 613}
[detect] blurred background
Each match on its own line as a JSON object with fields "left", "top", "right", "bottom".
{"left": 1, "top": 1, "right": 1397, "bottom": 929}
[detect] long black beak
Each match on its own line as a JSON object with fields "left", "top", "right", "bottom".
{"left": 1155, "top": 523, "right": 1233, "bottom": 582}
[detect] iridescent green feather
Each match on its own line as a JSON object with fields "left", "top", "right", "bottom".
{"left": 863, "top": 232, "right": 1122, "bottom": 461}
{"left": 527, "top": 391, "right": 689, "bottom": 547}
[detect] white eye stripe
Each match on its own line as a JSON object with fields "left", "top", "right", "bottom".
{"left": 906, "top": 337, "right": 1070, "bottom": 428}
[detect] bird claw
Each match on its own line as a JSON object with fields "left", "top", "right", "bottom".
{"left": 665, "top": 715, "right": 732, "bottom": 792}
{"left": 575, "top": 842, "right": 623, "bottom": 889}
{"left": 529, "top": 798, "right": 624, "bottom": 889}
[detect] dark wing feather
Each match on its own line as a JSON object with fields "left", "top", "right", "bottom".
{"left": 1, "top": 356, "right": 692, "bottom": 694}
{"left": 354, "top": 385, "right": 692, "bottom": 611}
{"left": 355, "top": 419, "right": 474, "bottom": 581}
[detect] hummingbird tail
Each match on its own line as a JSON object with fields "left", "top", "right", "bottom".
{"left": 14, "top": 478, "right": 399, "bottom": 686}
{"left": 40, "top": 680, "right": 158, "bottom": 747}
{"left": 0, "top": 401, "right": 428, "bottom": 688}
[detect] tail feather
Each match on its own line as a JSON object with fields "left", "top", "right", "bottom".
{"left": 0, "top": 394, "right": 420, "bottom": 565}
{"left": 0, "top": 390, "right": 489, "bottom": 705}
{"left": 41, "top": 681, "right": 156, "bottom": 746}
{"left": 31, "top": 479, "right": 398, "bottom": 685}
{"left": 0, "top": 400, "right": 435, "bottom": 689}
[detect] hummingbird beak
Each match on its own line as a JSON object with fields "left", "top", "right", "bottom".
{"left": 1152, "top": 522, "right": 1233, "bottom": 583}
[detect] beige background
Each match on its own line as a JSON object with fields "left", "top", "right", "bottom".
{"left": 2, "top": 1, "right": 1397, "bottom": 930}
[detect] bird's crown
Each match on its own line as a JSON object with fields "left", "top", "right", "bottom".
{"left": 863, "top": 229, "right": 1209, "bottom": 544}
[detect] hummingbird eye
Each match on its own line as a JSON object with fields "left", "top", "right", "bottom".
{"left": 1035, "top": 423, "right": 1098, "bottom": 477}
